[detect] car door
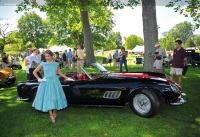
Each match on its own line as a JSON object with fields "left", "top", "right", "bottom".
{"left": 95, "top": 77, "right": 130, "bottom": 106}
{"left": 63, "top": 80, "right": 98, "bottom": 105}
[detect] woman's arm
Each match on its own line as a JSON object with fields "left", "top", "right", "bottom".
{"left": 33, "top": 66, "right": 43, "bottom": 79}
{"left": 57, "top": 66, "right": 68, "bottom": 80}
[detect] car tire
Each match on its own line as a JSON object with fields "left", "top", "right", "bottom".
{"left": 4, "top": 78, "right": 16, "bottom": 85}
{"left": 130, "top": 89, "right": 160, "bottom": 118}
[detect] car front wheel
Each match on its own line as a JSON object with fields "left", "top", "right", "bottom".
{"left": 4, "top": 78, "right": 16, "bottom": 85}
{"left": 130, "top": 89, "right": 160, "bottom": 118}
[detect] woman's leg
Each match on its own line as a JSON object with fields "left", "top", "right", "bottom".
{"left": 53, "top": 109, "right": 57, "bottom": 119}
{"left": 49, "top": 110, "right": 55, "bottom": 123}
{"left": 119, "top": 60, "right": 123, "bottom": 72}
{"left": 124, "top": 60, "right": 128, "bottom": 72}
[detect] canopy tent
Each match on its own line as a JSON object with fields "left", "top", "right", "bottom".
{"left": 39, "top": 45, "right": 72, "bottom": 53}
{"left": 130, "top": 45, "right": 144, "bottom": 53}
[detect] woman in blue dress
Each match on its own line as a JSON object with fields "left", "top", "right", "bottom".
{"left": 32, "top": 50, "right": 69, "bottom": 123}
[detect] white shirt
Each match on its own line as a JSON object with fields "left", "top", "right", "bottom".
{"left": 29, "top": 53, "right": 40, "bottom": 64}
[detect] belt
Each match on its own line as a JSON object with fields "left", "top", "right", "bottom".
{"left": 77, "top": 59, "right": 83, "bottom": 60}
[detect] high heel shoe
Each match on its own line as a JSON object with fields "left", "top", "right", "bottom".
{"left": 50, "top": 115, "right": 55, "bottom": 123}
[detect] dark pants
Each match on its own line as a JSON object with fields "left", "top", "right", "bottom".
{"left": 120, "top": 59, "right": 128, "bottom": 72}
{"left": 29, "top": 68, "right": 42, "bottom": 80}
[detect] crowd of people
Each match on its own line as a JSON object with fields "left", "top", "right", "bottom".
{"left": 22, "top": 45, "right": 85, "bottom": 80}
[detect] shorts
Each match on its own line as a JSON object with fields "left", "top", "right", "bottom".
{"left": 170, "top": 67, "right": 183, "bottom": 75}
{"left": 153, "top": 60, "right": 163, "bottom": 69}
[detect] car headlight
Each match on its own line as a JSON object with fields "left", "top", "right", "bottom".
{"left": 170, "top": 83, "right": 181, "bottom": 94}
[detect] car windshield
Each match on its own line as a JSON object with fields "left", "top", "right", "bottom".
{"left": 92, "top": 63, "right": 108, "bottom": 72}
{"left": 81, "top": 63, "right": 109, "bottom": 80}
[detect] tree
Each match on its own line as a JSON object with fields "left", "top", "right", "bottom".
{"left": 6, "top": 31, "right": 24, "bottom": 54}
{"left": 108, "top": 32, "right": 122, "bottom": 49}
{"left": 159, "top": 33, "right": 175, "bottom": 51}
{"left": 17, "top": 12, "right": 53, "bottom": 49}
{"left": 168, "top": 21, "right": 195, "bottom": 43}
{"left": 141, "top": 0, "right": 158, "bottom": 71}
{"left": 185, "top": 37, "right": 196, "bottom": 48}
{"left": 0, "top": 22, "right": 13, "bottom": 52}
{"left": 124, "top": 34, "right": 143, "bottom": 50}
{"left": 16, "top": 1, "right": 116, "bottom": 66}
{"left": 193, "top": 34, "right": 200, "bottom": 47}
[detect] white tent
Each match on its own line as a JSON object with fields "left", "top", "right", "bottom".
{"left": 49, "top": 45, "right": 72, "bottom": 52}
{"left": 130, "top": 45, "right": 144, "bottom": 52}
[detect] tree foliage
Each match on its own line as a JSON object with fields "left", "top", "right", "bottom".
{"left": 166, "top": 0, "right": 200, "bottom": 28}
{"left": 159, "top": 33, "right": 175, "bottom": 51}
{"left": 5, "top": 31, "right": 24, "bottom": 53}
{"left": 17, "top": 12, "right": 53, "bottom": 49}
{"left": 168, "top": 21, "right": 195, "bottom": 43}
{"left": 193, "top": 34, "right": 200, "bottom": 47}
{"left": 124, "top": 34, "right": 143, "bottom": 50}
{"left": 185, "top": 37, "right": 196, "bottom": 47}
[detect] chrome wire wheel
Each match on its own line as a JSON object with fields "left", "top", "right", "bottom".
{"left": 133, "top": 93, "right": 151, "bottom": 115}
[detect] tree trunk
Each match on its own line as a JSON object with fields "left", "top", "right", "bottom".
{"left": 141, "top": 0, "right": 158, "bottom": 72}
{"left": 80, "top": 10, "right": 96, "bottom": 66}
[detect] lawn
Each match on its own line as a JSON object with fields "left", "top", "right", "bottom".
{"left": 0, "top": 59, "right": 200, "bottom": 137}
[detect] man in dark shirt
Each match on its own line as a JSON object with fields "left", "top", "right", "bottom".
{"left": 170, "top": 40, "right": 187, "bottom": 85}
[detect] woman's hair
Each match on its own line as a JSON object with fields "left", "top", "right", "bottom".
{"left": 45, "top": 50, "right": 53, "bottom": 56}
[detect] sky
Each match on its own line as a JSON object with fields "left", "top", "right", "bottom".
{"left": 0, "top": 1, "right": 200, "bottom": 40}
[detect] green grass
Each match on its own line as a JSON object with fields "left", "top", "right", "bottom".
{"left": 0, "top": 59, "right": 200, "bottom": 137}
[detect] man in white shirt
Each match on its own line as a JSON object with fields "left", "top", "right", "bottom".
{"left": 29, "top": 49, "right": 41, "bottom": 80}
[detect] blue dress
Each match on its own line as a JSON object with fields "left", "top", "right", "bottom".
{"left": 32, "top": 62, "right": 67, "bottom": 112}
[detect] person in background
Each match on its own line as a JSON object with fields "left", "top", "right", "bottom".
{"left": 29, "top": 49, "right": 40, "bottom": 80}
{"left": 32, "top": 50, "right": 68, "bottom": 123}
{"left": 76, "top": 45, "right": 84, "bottom": 74}
{"left": 108, "top": 53, "right": 112, "bottom": 66}
{"left": 55, "top": 52, "right": 62, "bottom": 69}
{"left": 164, "top": 54, "right": 172, "bottom": 68}
{"left": 23, "top": 48, "right": 30, "bottom": 61}
{"left": 72, "top": 48, "right": 77, "bottom": 72}
{"left": 62, "top": 50, "right": 68, "bottom": 69}
{"left": 153, "top": 43, "right": 164, "bottom": 73}
{"left": 113, "top": 50, "right": 119, "bottom": 67}
{"left": 36, "top": 50, "right": 41, "bottom": 63}
{"left": 67, "top": 49, "right": 73, "bottom": 69}
{"left": 1, "top": 52, "right": 9, "bottom": 68}
{"left": 25, "top": 50, "right": 33, "bottom": 80}
{"left": 41, "top": 50, "right": 46, "bottom": 62}
{"left": 170, "top": 40, "right": 187, "bottom": 85}
{"left": 119, "top": 47, "right": 128, "bottom": 72}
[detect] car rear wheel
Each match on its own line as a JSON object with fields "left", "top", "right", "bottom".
{"left": 130, "top": 89, "right": 160, "bottom": 118}
{"left": 4, "top": 78, "right": 16, "bottom": 85}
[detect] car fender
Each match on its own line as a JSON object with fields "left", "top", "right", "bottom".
{"left": 126, "top": 87, "right": 167, "bottom": 104}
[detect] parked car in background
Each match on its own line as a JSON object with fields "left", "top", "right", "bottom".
{"left": 185, "top": 50, "right": 200, "bottom": 67}
{"left": 17, "top": 63, "right": 187, "bottom": 118}
{"left": 0, "top": 68, "right": 16, "bottom": 85}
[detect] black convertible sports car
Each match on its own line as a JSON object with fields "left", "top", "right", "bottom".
{"left": 17, "top": 63, "right": 187, "bottom": 118}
